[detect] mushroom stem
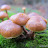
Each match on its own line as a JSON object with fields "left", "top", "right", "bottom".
{"left": 21, "top": 26, "right": 35, "bottom": 40}
{"left": 2, "top": 18, "right": 4, "bottom": 21}
{"left": 5, "top": 10, "right": 9, "bottom": 19}
{"left": 22, "top": 26, "right": 28, "bottom": 34}
{"left": 26, "top": 31, "right": 34, "bottom": 40}
{"left": 20, "top": 34, "right": 26, "bottom": 39}
{"left": 31, "top": 32, "right": 35, "bottom": 40}
{"left": 24, "top": 10, "right": 25, "bottom": 13}
{"left": 20, "top": 26, "right": 35, "bottom": 40}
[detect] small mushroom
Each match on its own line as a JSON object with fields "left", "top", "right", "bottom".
{"left": 0, "top": 20, "right": 23, "bottom": 39}
{"left": 9, "top": 13, "right": 29, "bottom": 26}
{"left": 0, "top": 11, "right": 8, "bottom": 21}
{"left": 25, "top": 16, "right": 47, "bottom": 39}
{"left": 28, "top": 12, "right": 40, "bottom": 19}
{"left": 1, "top": 5, "right": 11, "bottom": 19}
{"left": 22, "top": 7, "right": 26, "bottom": 13}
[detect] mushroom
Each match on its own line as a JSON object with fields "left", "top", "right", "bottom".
{"left": 28, "top": 12, "right": 40, "bottom": 19}
{"left": 25, "top": 16, "right": 47, "bottom": 39}
{"left": 0, "top": 11, "right": 8, "bottom": 21}
{"left": 1, "top": 5, "right": 11, "bottom": 19}
{"left": 9, "top": 13, "right": 29, "bottom": 38}
{"left": 9, "top": 13, "right": 29, "bottom": 26}
{"left": 22, "top": 7, "right": 26, "bottom": 13}
{"left": 0, "top": 20, "right": 23, "bottom": 39}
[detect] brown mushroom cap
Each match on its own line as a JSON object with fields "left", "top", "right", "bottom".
{"left": 0, "top": 11, "right": 8, "bottom": 19}
{"left": 1, "top": 5, "right": 11, "bottom": 11}
{"left": 0, "top": 20, "right": 23, "bottom": 39}
{"left": 9, "top": 13, "right": 29, "bottom": 26}
{"left": 28, "top": 12, "right": 40, "bottom": 19}
{"left": 25, "top": 16, "right": 47, "bottom": 31}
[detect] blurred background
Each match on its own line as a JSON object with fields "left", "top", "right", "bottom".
{"left": 0, "top": 0, "right": 48, "bottom": 19}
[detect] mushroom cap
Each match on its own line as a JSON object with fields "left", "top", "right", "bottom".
{"left": 28, "top": 12, "right": 40, "bottom": 19}
{"left": 0, "top": 20, "right": 23, "bottom": 39}
{"left": 40, "top": 16, "right": 47, "bottom": 24}
{"left": 9, "top": 13, "right": 29, "bottom": 26}
{"left": 22, "top": 7, "right": 26, "bottom": 10}
{"left": 0, "top": 11, "right": 8, "bottom": 19}
{"left": 1, "top": 5, "right": 11, "bottom": 11}
{"left": 25, "top": 16, "right": 47, "bottom": 31}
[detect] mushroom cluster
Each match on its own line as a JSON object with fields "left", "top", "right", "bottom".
{"left": 1, "top": 5, "right": 11, "bottom": 19}
{"left": 0, "top": 5, "right": 47, "bottom": 40}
